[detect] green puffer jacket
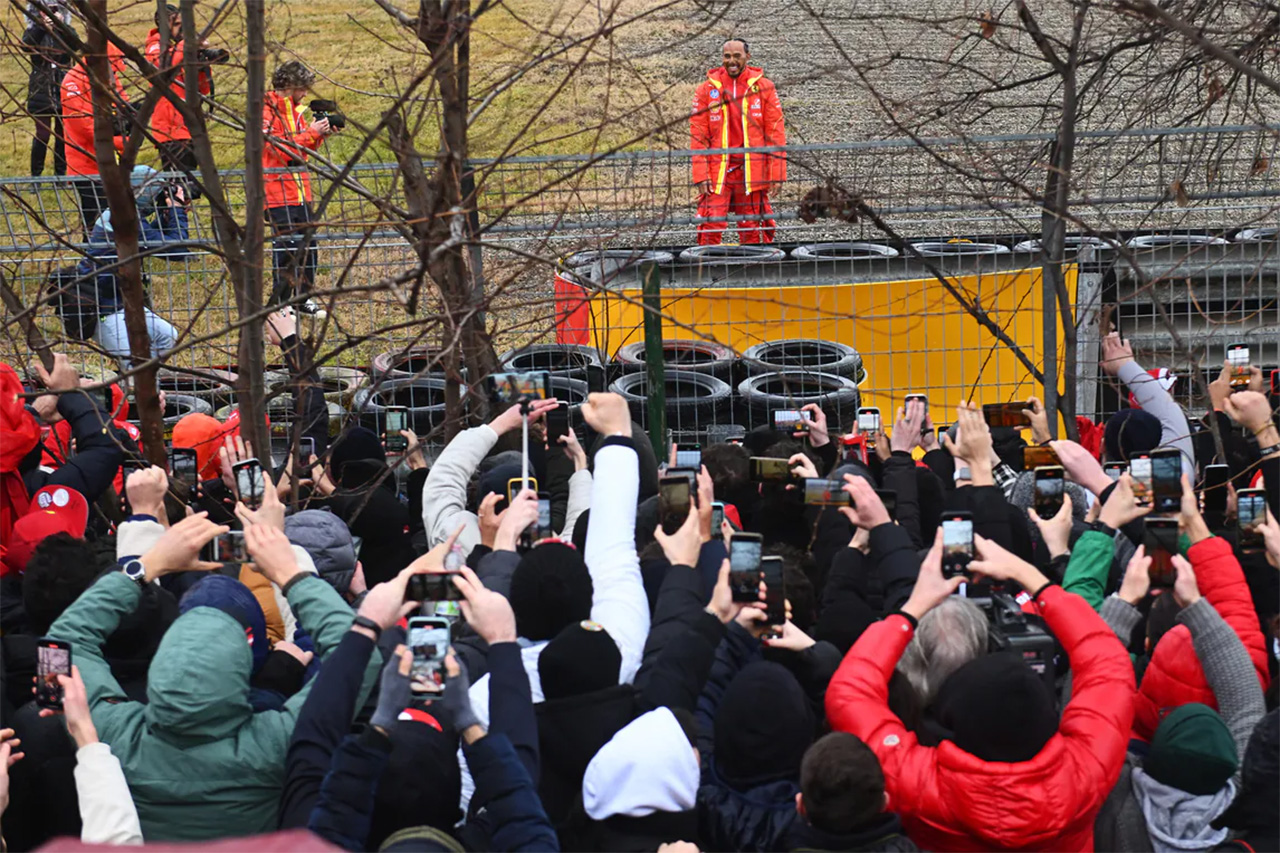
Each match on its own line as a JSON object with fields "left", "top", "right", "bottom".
{"left": 48, "top": 571, "right": 379, "bottom": 841}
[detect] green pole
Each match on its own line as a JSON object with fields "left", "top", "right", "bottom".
{"left": 641, "top": 261, "right": 666, "bottom": 461}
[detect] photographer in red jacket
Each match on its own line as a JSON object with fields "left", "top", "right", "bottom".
{"left": 826, "top": 529, "right": 1135, "bottom": 851}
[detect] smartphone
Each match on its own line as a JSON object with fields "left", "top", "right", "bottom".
{"left": 212, "top": 530, "right": 247, "bottom": 563}
{"left": 710, "top": 501, "right": 726, "bottom": 535}
{"left": 406, "top": 571, "right": 465, "bottom": 603}
{"left": 297, "top": 437, "right": 316, "bottom": 470}
{"left": 1104, "top": 461, "right": 1127, "bottom": 481}
{"left": 1033, "top": 466, "right": 1065, "bottom": 518}
{"left": 841, "top": 434, "right": 867, "bottom": 466}
{"left": 857, "top": 407, "right": 881, "bottom": 433}
{"left": 1200, "top": 463, "right": 1230, "bottom": 528}
{"left": 1149, "top": 448, "right": 1183, "bottom": 514}
{"left": 1226, "top": 343, "right": 1250, "bottom": 390}
{"left": 904, "top": 393, "right": 928, "bottom": 411}
{"left": 384, "top": 406, "right": 409, "bottom": 452}
{"left": 585, "top": 363, "right": 607, "bottom": 395}
{"left": 773, "top": 410, "right": 809, "bottom": 433}
{"left": 728, "top": 532, "right": 763, "bottom": 603}
{"left": 488, "top": 371, "right": 551, "bottom": 406}
{"left": 36, "top": 638, "right": 71, "bottom": 710}
{"left": 1023, "top": 444, "right": 1060, "bottom": 470}
{"left": 760, "top": 555, "right": 786, "bottom": 636}
{"left": 876, "top": 488, "right": 897, "bottom": 519}
{"left": 659, "top": 476, "right": 693, "bottom": 534}
{"left": 232, "top": 458, "right": 265, "bottom": 510}
{"left": 168, "top": 447, "right": 199, "bottom": 487}
{"left": 750, "top": 456, "right": 794, "bottom": 483}
{"left": 1129, "top": 455, "right": 1152, "bottom": 507}
{"left": 407, "top": 617, "right": 451, "bottom": 696}
{"left": 1237, "top": 488, "right": 1268, "bottom": 551}
{"left": 546, "top": 405, "right": 570, "bottom": 444}
{"left": 674, "top": 443, "right": 702, "bottom": 468}
{"left": 1144, "top": 517, "right": 1180, "bottom": 586}
{"left": 982, "top": 402, "right": 1031, "bottom": 429}
{"left": 665, "top": 467, "right": 699, "bottom": 489}
{"left": 803, "top": 478, "right": 850, "bottom": 507}
{"left": 941, "top": 512, "right": 974, "bottom": 579}
{"left": 533, "top": 494, "right": 553, "bottom": 542}
{"left": 120, "top": 456, "right": 149, "bottom": 514}
{"left": 506, "top": 476, "right": 538, "bottom": 505}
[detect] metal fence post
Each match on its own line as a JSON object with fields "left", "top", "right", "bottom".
{"left": 641, "top": 261, "right": 666, "bottom": 460}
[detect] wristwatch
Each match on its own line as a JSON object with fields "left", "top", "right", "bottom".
{"left": 1257, "top": 442, "right": 1280, "bottom": 458}
{"left": 351, "top": 614, "right": 382, "bottom": 640}
{"left": 1088, "top": 520, "right": 1117, "bottom": 537}
{"left": 120, "top": 558, "right": 147, "bottom": 586}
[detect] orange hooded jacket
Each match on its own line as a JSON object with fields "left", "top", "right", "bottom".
{"left": 142, "top": 28, "right": 210, "bottom": 144}
{"left": 262, "top": 90, "right": 323, "bottom": 208}
{"left": 690, "top": 65, "right": 786, "bottom": 195}
{"left": 60, "top": 45, "right": 129, "bottom": 177}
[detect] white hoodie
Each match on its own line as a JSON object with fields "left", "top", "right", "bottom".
{"left": 583, "top": 707, "right": 700, "bottom": 821}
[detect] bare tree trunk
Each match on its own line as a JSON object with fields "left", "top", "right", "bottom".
{"left": 0, "top": 271, "right": 54, "bottom": 371}
{"left": 86, "top": 0, "right": 165, "bottom": 465}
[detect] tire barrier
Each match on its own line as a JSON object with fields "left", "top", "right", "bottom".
{"left": 737, "top": 371, "right": 861, "bottom": 432}
{"left": 742, "top": 339, "right": 865, "bottom": 384}
{"left": 614, "top": 339, "right": 736, "bottom": 381}
{"left": 609, "top": 369, "right": 732, "bottom": 431}
{"left": 1125, "top": 234, "right": 1229, "bottom": 249}
{"left": 563, "top": 249, "right": 674, "bottom": 270}
{"left": 677, "top": 245, "right": 787, "bottom": 264}
{"left": 353, "top": 376, "right": 456, "bottom": 437}
{"left": 499, "top": 343, "right": 603, "bottom": 380}
{"left": 790, "top": 241, "right": 899, "bottom": 260}
{"left": 217, "top": 400, "right": 348, "bottom": 440}
{"left": 370, "top": 348, "right": 448, "bottom": 382}
{"left": 315, "top": 366, "right": 369, "bottom": 406}
{"left": 155, "top": 368, "right": 239, "bottom": 408}
{"left": 1012, "top": 235, "right": 1119, "bottom": 253}
{"left": 911, "top": 240, "right": 1011, "bottom": 256}
{"left": 1234, "top": 227, "right": 1277, "bottom": 242}
{"left": 129, "top": 393, "right": 213, "bottom": 440}
{"left": 548, "top": 375, "right": 589, "bottom": 413}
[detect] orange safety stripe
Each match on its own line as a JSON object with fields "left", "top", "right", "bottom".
{"left": 742, "top": 72, "right": 763, "bottom": 194}
{"left": 707, "top": 72, "right": 730, "bottom": 196}
{"left": 281, "top": 100, "right": 307, "bottom": 203}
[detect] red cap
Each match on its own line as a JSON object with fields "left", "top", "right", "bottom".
{"left": 2, "top": 485, "right": 89, "bottom": 575}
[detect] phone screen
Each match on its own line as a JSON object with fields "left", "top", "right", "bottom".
{"left": 384, "top": 408, "right": 409, "bottom": 452}
{"left": 234, "top": 460, "right": 264, "bottom": 510}
{"left": 1238, "top": 491, "right": 1267, "bottom": 550}
{"left": 489, "top": 371, "right": 550, "bottom": 405}
{"left": 169, "top": 448, "right": 198, "bottom": 486}
{"left": 674, "top": 444, "right": 702, "bottom": 468}
{"left": 214, "top": 531, "right": 248, "bottom": 563}
{"left": 982, "top": 402, "right": 1031, "bottom": 429}
{"left": 658, "top": 477, "right": 692, "bottom": 533}
{"left": 1023, "top": 445, "right": 1061, "bottom": 469}
{"left": 760, "top": 556, "right": 785, "bottom": 632}
{"left": 773, "top": 410, "right": 809, "bottom": 432}
{"left": 1150, "top": 450, "right": 1183, "bottom": 514}
{"left": 803, "top": 478, "right": 849, "bottom": 507}
{"left": 1034, "top": 467, "right": 1065, "bottom": 517}
{"left": 941, "top": 516, "right": 973, "bottom": 578}
{"left": 857, "top": 409, "right": 881, "bottom": 432}
{"left": 546, "top": 406, "right": 569, "bottom": 443}
{"left": 507, "top": 477, "right": 538, "bottom": 505}
{"left": 406, "top": 571, "right": 465, "bottom": 603}
{"left": 729, "top": 534, "right": 762, "bottom": 602}
{"left": 297, "top": 437, "right": 316, "bottom": 466}
{"left": 585, "top": 364, "right": 607, "bottom": 394}
{"left": 905, "top": 394, "right": 928, "bottom": 410}
{"left": 1130, "top": 456, "right": 1152, "bottom": 506}
{"left": 750, "top": 457, "right": 792, "bottom": 482}
{"left": 1227, "top": 345, "right": 1250, "bottom": 389}
{"left": 36, "top": 641, "right": 71, "bottom": 710}
{"left": 1145, "top": 519, "right": 1179, "bottom": 585}
{"left": 536, "top": 497, "right": 552, "bottom": 540}
{"left": 407, "top": 618, "right": 450, "bottom": 695}
{"left": 1104, "top": 462, "right": 1127, "bottom": 481}
{"left": 120, "top": 457, "right": 149, "bottom": 513}
{"left": 1201, "top": 464, "right": 1229, "bottom": 524}
{"left": 710, "top": 502, "right": 725, "bottom": 533}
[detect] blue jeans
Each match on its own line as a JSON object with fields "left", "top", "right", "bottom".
{"left": 94, "top": 308, "right": 178, "bottom": 360}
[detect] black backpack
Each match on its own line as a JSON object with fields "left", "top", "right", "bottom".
{"left": 46, "top": 264, "right": 98, "bottom": 340}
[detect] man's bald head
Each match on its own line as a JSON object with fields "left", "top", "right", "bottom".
{"left": 721, "top": 39, "right": 750, "bottom": 77}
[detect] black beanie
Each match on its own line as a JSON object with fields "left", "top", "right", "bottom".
{"left": 477, "top": 461, "right": 523, "bottom": 507}
{"left": 508, "top": 542, "right": 593, "bottom": 641}
{"left": 1103, "top": 408, "right": 1163, "bottom": 462}
{"left": 369, "top": 719, "right": 461, "bottom": 848}
{"left": 714, "top": 661, "right": 814, "bottom": 790}
{"left": 932, "top": 651, "right": 1058, "bottom": 763}
{"left": 330, "top": 426, "right": 383, "bottom": 472}
{"left": 538, "top": 620, "right": 621, "bottom": 701}
{"left": 813, "top": 598, "right": 878, "bottom": 655}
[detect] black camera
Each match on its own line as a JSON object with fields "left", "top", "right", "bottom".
{"left": 976, "top": 591, "right": 1059, "bottom": 690}
{"left": 197, "top": 47, "right": 231, "bottom": 65}
{"left": 309, "top": 100, "right": 346, "bottom": 131}
{"left": 151, "top": 178, "right": 189, "bottom": 209}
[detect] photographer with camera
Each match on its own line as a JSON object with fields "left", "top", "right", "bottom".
{"left": 262, "top": 60, "right": 341, "bottom": 318}
{"left": 144, "top": 4, "right": 227, "bottom": 199}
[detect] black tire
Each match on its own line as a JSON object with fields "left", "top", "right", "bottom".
{"left": 353, "top": 376, "right": 455, "bottom": 438}
{"left": 790, "top": 241, "right": 898, "bottom": 260}
{"left": 737, "top": 371, "right": 861, "bottom": 432}
{"left": 742, "top": 339, "right": 865, "bottom": 383}
{"left": 548, "top": 375, "right": 589, "bottom": 413}
{"left": 315, "top": 366, "right": 369, "bottom": 406}
{"left": 678, "top": 245, "right": 786, "bottom": 264}
{"left": 614, "top": 339, "right": 736, "bottom": 381}
{"left": 219, "top": 401, "right": 347, "bottom": 439}
{"left": 370, "top": 348, "right": 447, "bottom": 382}
{"left": 499, "top": 344, "right": 603, "bottom": 380}
{"left": 563, "top": 249, "right": 674, "bottom": 270}
{"left": 1124, "top": 234, "right": 1229, "bottom": 249}
{"left": 130, "top": 392, "right": 212, "bottom": 437}
{"left": 155, "top": 368, "right": 238, "bottom": 408}
{"left": 609, "top": 369, "right": 731, "bottom": 432}
{"left": 911, "top": 241, "right": 1011, "bottom": 256}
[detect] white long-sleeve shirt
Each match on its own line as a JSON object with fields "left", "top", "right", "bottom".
{"left": 75, "top": 742, "right": 144, "bottom": 845}
{"left": 421, "top": 424, "right": 499, "bottom": 553}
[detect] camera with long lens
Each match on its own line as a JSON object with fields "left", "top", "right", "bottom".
{"left": 974, "top": 590, "right": 1059, "bottom": 690}
{"left": 151, "top": 178, "right": 189, "bottom": 209}
{"left": 197, "top": 46, "right": 231, "bottom": 64}
{"left": 309, "top": 99, "right": 346, "bottom": 131}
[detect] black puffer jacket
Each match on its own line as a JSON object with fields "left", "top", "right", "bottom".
{"left": 696, "top": 772, "right": 799, "bottom": 853}
{"left": 784, "top": 811, "right": 919, "bottom": 852}
{"left": 22, "top": 24, "right": 69, "bottom": 111}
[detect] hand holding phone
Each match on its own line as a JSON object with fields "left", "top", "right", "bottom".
{"left": 232, "top": 458, "right": 266, "bottom": 510}
{"left": 729, "top": 533, "right": 763, "bottom": 603}
{"left": 760, "top": 555, "right": 786, "bottom": 637}
{"left": 36, "top": 638, "right": 71, "bottom": 710}
{"left": 407, "top": 617, "right": 450, "bottom": 696}
{"left": 384, "top": 407, "right": 409, "bottom": 452}
{"left": 773, "top": 410, "right": 809, "bottom": 433}
{"left": 940, "top": 512, "right": 974, "bottom": 579}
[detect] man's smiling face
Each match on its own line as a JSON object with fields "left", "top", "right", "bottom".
{"left": 722, "top": 40, "right": 749, "bottom": 78}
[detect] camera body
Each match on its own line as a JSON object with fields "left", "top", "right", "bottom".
{"left": 976, "top": 591, "right": 1058, "bottom": 689}
{"left": 310, "top": 99, "right": 346, "bottom": 131}
{"left": 197, "top": 46, "right": 231, "bottom": 64}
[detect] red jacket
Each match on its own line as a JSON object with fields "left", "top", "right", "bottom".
{"left": 60, "top": 47, "right": 128, "bottom": 177}
{"left": 826, "top": 586, "right": 1135, "bottom": 852}
{"left": 1134, "top": 535, "right": 1271, "bottom": 739}
{"left": 690, "top": 66, "right": 786, "bottom": 195}
{"left": 143, "top": 29, "right": 209, "bottom": 144}
{"left": 262, "top": 90, "right": 322, "bottom": 208}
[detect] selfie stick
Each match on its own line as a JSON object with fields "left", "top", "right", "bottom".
{"left": 521, "top": 402, "right": 530, "bottom": 492}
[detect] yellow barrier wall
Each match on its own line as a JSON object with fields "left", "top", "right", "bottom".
{"left": 587, "top": 266, "right": 1076, "bottom": 414}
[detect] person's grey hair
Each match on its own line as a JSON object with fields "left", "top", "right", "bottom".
{"left": 896, "top": 597, "right": 988, "bottom": 705}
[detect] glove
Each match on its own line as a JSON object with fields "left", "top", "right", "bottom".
{"left": 369, "top": 650, "right": 411, "bottom": 733}
{"left": 437, "top": 657, "right": 481, "bottom": 735}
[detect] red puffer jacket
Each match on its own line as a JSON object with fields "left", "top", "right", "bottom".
{"left": 826, "top": 586, "right": 1134, "bottom": 852}
{"left": 1134, "top": 536, "right": 1270, "bottom": 739}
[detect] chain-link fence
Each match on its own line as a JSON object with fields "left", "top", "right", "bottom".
{"left": 2, "top": 123, "right": 1277, "bottom": 442}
